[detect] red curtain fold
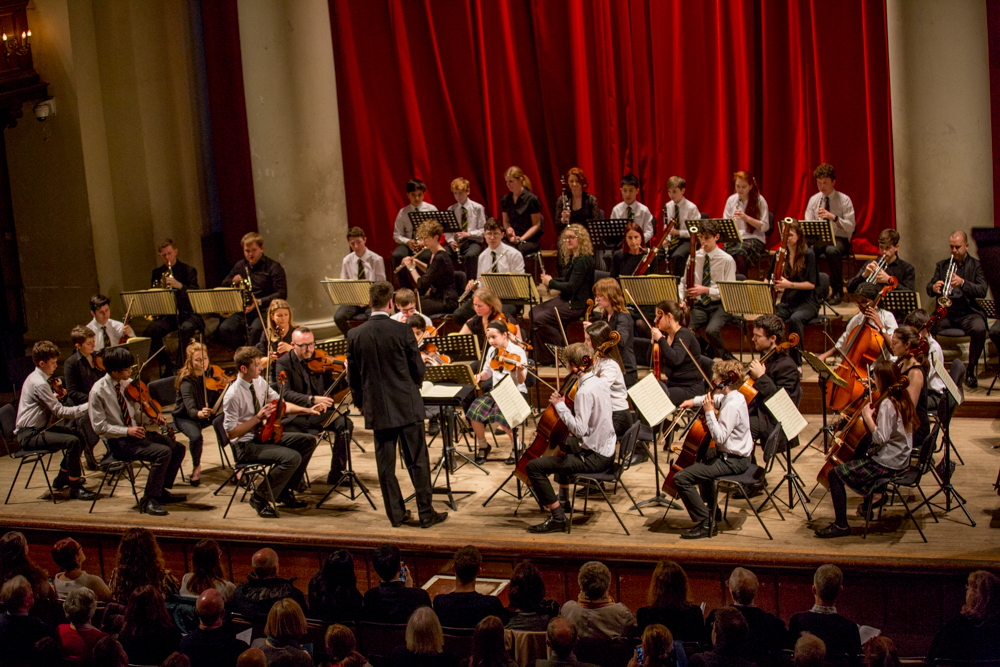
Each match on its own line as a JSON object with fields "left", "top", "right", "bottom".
{"left": 329, "top": 0, "right": 893, "bottom": 257}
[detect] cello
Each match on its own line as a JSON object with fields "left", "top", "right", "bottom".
{"left": 735, "top": 333, "right": 799, "bottom": 405}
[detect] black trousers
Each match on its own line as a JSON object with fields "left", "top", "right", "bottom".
{"left": 173, "top": 416, "right": 207, "bottom": 468}
{"left": 531, "top": 297, "right": 585, "bottom": 365}
{"left": 673, "top": 454, "right": 750, "bottom": 522}
{"left": 107, "top": 432, "right": 185, "bottom": 501}
{"left": 503, "top": 239, "right": 541, "bottom": 260}
{"left": 689, "top": 300, "right": 732, "bottom": 359}
{"left": 662, "top": 382, "right": 701, "bottom": 407}
{"left": 334, "top": 305, "right": 371, "bottom": 336}
{"left": 19, "top": 425, "right": 84, "bottom": 478}
{"left": 669, "top": 240, "right": 691, "bottom": 276}
{"left": 525, "top": 445, "right": 613, "bottom": 507}
{"left": 933, "top": 312, "right": 988, "bottom": 371}
{"left": 374, "top": 421, "right": 434, "bottom": 525}
{"left": 612, "top": 409, "right": 633, "bottom": 439}
{"left": 775, "top": 301, "right": 818, "bottom": 366}
{"left": 219, "top": 310, "right": 262, "bottom": 350}
{"left": 420, "top": 296, "right": 458, "bottom": 316}
{"left": 145, "top": 313, "right": 204, "bottom": 368}
{"left": 233, "top": 431, "right": 317, "bottom": 500}
{"left": 453, "top": 240, "right": 482, "bottom": 279}
{"left": 990, "top": 320, "right": 1000, "bottom": 365}
{"left": 814, "top": 236, "right": 851, "bottom": 297}
{"left": 283, "top": 412, "right": 350, "bottom": 481}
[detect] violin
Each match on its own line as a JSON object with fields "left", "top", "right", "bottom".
{"left": 48, "top": 376, "right": 67, "bottom": 401}
{"left": 94, "top": 351, "right": 105, "bottom": 372}
{"left": 258, "top": 371, "right": 288, "bottom": 444}
{"left": 123, "top": 377, "right": 176, "bottom": 441}
{"left": 489, "top": 347, "right": 521, "bottom": 372}
{"left": 307, "top": 349, "right": 347, "bottom": 374}
{"left": 204, "top": 365, "right": 236, "bottom": 392}
{"left": 736, "top": 333, "right": 800, "bottom": 405}
{"left": 497, "top": 313, "right": 531, "bottom": 350}
{"left": 420, "top": 340, "right": 451, "bottom": 366}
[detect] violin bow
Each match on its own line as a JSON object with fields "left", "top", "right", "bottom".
{"left": 623, "top": 286, "right": 658, "bottom": 369}
{"left": 553, "top": 308, "right": 570, "bottom": 348}
{"left": 200, "top": 332, "right": 208, "bottom": 409}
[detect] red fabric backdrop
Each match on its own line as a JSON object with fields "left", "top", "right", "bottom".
{"left": 328, "top": 0, "right": 894, "bottom": 257}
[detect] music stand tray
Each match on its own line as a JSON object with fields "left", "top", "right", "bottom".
{"left": 881, "top": 289, "right": 921, "bottom": 316}
{"left": 321, "top": 280, "right": 372, "bottom": 308}
{"left": 315, "top": 338, "right": 348, "bottom": 357}
{"left": 189, "top": 288, "right": 245, "bottom": 317}
{"left": 619, "top": 275, "right": 679, "bottom": 305}
{"left": 409, "top": 209, "right": 462, "bottom": 234}
{"left": 428, "top": 334, "right": 482, "bottom": 363}
{"left": 121, "top": 289, "right": 177, "bottom": 318}
{"left": 686, "top": 219, "right": 742, "bottom": 246}
{"left": 717, "top": 281, "right": 774, "bottom": 316}
{"left": 585, "top": 218, "right": 630, "bottom": 250}
{"left": 798, "top": 220, "right": 836, "bottom": 246}
{"left": 424, "top": 363, "right": 478, "bottom": 387}
{"left": 481, "top": 273, "right": 540, "bottom": 306}
{"left": 977, "top": 298, "right": 998, "bottom": 319}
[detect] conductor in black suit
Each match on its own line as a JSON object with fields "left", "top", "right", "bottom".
{"left": 347, "top": 281, "right": 447, "bottom": 529}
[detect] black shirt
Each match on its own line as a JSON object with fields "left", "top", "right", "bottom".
{"left": 501, "top": 190, "right": 543, "bottom": 239}
{"left": 416, "top": 250, "right": 458, "bottom": 306}
{"left": 637, "top": 604, "right": 709, "bottom": 644}
{"left": 706, "top": 605, "right": 787, "bottom": 664}
{"left": 64, "top": 350, "right": 104, "bottom": 406}
{"left": 554, "top": 192, "right": 601, "bottom": 236}
{"left": 778, "top": 248, "right": 819, "bottom": 310}
{"left": 363, "top": 581, "right": 432, "bottom": 625}
{"left": 179, "top": 625, "right": 248, "bottom": 667}
{"left": 787, "top": 610, "right": 862, "bottom": 656}
{"left": 231, "top": 575, "right": 308, "bottom": 621}
{"left": 657, "top": 327, "right": 703, "bottom": 389}
{"left": 602, "top": 310, "right": 637, "bottom": 384}
{"left": 432, "top": 591, "right": 506, "bottom": 629}
{"left": 928, "top": 614, "right": 1000, "bottom": 662}
{"left": 847, "top": 256, "right": 916, "bottom": 295}
{"left": 152, "top": 260, "right": 200, "bottom": 313}
{"left": 222, "top": 255, "right": 288, "bottom": 310}
{"left": 0, "top": 612, "right": 54, "bottom": 667}
{"left": 257, "top": 327, "right": 293, "bottom": 356}
{"left": 173, "top": 375, "right": 221, "bottom": 427}
{"left": 925, "top": 254, "right": 988, "bottom": 316}
{"left": 119, "top": 625, "right": 182, "bottom": 667}
{"left": 548, "top": 254, "right": 595, "bottom": 309}
{"left": 610, "top": 250, "right": 644, "bottom": 278}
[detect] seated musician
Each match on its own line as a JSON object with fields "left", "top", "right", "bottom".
{"left": 15, "top": 341, "right": 97, "bottom": 501}
{"left": 773, "top": 220, "right": 819, "bottom": 368}
{"left": 446, "top": 177, "right": 486, "bottom": 278}
{"left": 649, "top": 300, "right": 705, "bottom": 406}
{"left": 675, "top": 358, "right": 753, "bottom": 540}
{"left": 610, "top": 174, "right": 654, "bottom": 242}
{"left": 678, "top": 219, "right": 737, "bottom": 361}
{"left": 334, "top": 226, "right": 386, "bottom": 336}
{"left": 662, "top": 176, "right": 702, "bottom": 276}
{"left": 87, "top": 294, "right": 134, "bottom": 353}
{"left": 391, "top": 288, "right": 432, "bottom": 328}
{"left": 815, "top": 359, "right": 917, "bottom": 538}
{"left": 722, "top": 171, "right": 770, "bottom": 277}
{"left": 172, "top": 342, "right": 219, "bottom": 487}
{"left": 531, "top": 224, "right": 596, "bottom": 365}
{"left": 400, "top": 220, "right": 459, "bottom": 316}
{"left": 926, "top": 231, "right": 989, "bottom": 389}
{"left": 846, "top": 229, "right": 915, "bottom": 295}
{"left": 584, "top": 278, "right": 637, "bottom": 386}
{"left": 804, "top": 163, "right": 856, "bottom": 305}
{"left": 220, "top": 232, "right": 288, "bottom": 349}
{"left": 89, "top": 346, "right": 186, "bottom": 516}
{"left": 222, "top": 346, "right": 320, "bottom": 518}
{"left": 64, "top": 325, "right": 104, "bottom": 467}
{"left": 610, "top": 222, "right": 646, "bottom": 279}
{"left": 500, "top": 166, "right": 543, "bottom": 258}
{"left": 585, "top": 321, "right": 633, "bottom": 439}
{"left": 746, "top": 315, "right": 801, "bottom": 447}
{"left": 525, "top": 342, "right": 616, "bottom": 535}
{"left": 146, "top": 238, "right": 204, "bottom": 373}
{"left": 453, "top": 218, "right": 524, "bottom": 325}
{"left": 890, "top": 326, "right": 929, "bottom": 449}
{"left": 256, "top": 299, "right": 295, "bottom": 377}
{"left": 468, "top": 321, "right": 528, "bottom": 466}
{"left": 903, "top": 309, "right": 947, "bottom": 412}
{"left": 817, "top": 282, "right": 898, "bottom": 364}
{"left": 275, "top": 327, "right": 353, "bottom": 489}
{"left": 391, "top": 179, "right": 436, "bottom": 288}
{"left": 458, "top": 288, "right": 521, "bottom": 352}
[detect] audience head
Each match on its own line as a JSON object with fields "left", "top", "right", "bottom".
{"left": 712, "top": 607, "right": 749, "bottom": 651}
{"left": 962, "top": 570, "right": 1000, "bottom": 623}
{"left": 578, "top": 561, "right": 612, "bottom": 601}
{"left": 236, "top": 648, "right": 268, "bottom": 667}
{"left": 51, "top": 537, "right": 86, "bottom": 573}
{"left": 648, "top": 560, "right": 691, "bottom": 610}
{"left": 121, "top": 585, "right": 175, "bottom": 639}
{"left": 251, "top": 548, "right": 279, "bottom": 578}
{"left": 189, "top": 538, "right": 225, "bottom": 596}
{"left": 406, "top": 606, "right": 444, "bottom": 656}
{"left": 728, "top": 567, "right": 759, "bottom": 606}
{"left": 509, "top": 561, "right": 546, "bottom": 612}
{"left": 546, "top": 617, "right": 578, "bottom": 661}
{"left": 325, "top": 624, "right": 366, "bottom": 667}
{"left": 470, "top": 615, "right": 509, "bottom": 666}
{"left": 264, "top": 598, "right": 308, "bottom": 645}
{"left": 641, "top": 624, "right": 675, "bottom": 667}
{"left": 113, "top": 528, "right": 167, "bottom": 604}
{"left": 195, "top": 588, "right": 226, "bottom": 628}
{"left": 93, "top": 636, "right": 129, "bottom": 667}
{"left": 1, "top": 575, "right": 33, "bottom": 613}
{"left": 454, "top": 545, "right": 482, "bottom": 585}
{"left": 314, "top": 549, "right": 358, "bottom": 598}
{"left": 863, "top": 636, "right": 900, "bottom": 667}
{"left": 1, "top": 531, "right": 48, "bottom": 594}
{"left": 813, "top": 564, "right": 843, "bottom": 605}
{"left": 794, "top": 632, "right": 826, "bottom": 667}
{"left": 161, "top": 653, "right": 191, "bottom": 667}
{"left": 64, "top": 587, "right": 98, "bottom": 627}
{"left": 373, "top": 545, "right": 403, "bottom": 582}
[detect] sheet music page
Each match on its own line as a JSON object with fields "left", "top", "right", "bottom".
{"left": 627, "top": 373, "right": 675, "bottom": 427}
{"left": 933, "top": 356, "right": 963, "bottom": 404}
{"left": 764, "top": 388, "right": 809, "bottom": 440}
{"left": 490, "top": 374, "right": 532, "bottom": 428}
{"left": 419, "top": 382, "right": 463, "bottom": 398}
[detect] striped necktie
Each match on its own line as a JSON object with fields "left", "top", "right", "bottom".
{"left": 461, "top": 206, "right": 468, "bottom": 231}
{"left": 491, "top": 251, "right": 498, "bottom": 273}
{"left": 700, "top": 254, "right": 712, "bottom": 306}
{"left": 101, "top": 326, "right": 110, "bottom": 349}
{"left": 357, "top": 259, "right": 365, "bottom": 280}
{"left": 114, "top": 383, "right": 132, "bottom": 427}
{"left": 249, "top": 382, "right": 260, "bottom": 415}
{"left": 626, "top": 206, "right": 634, "bottom": 221}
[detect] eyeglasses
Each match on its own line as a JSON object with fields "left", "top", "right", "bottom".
{"left": 294, "top": 342, "right": 315, "bottom": 349}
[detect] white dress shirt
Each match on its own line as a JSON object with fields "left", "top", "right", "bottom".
{"left": 834, "top": 309, "right": 898, "bottom": 353}
{"left": 446, "top": 199, "right": 487, "bottom": 244}
{"left": 87, "top": 318, "right": 126, "bottom": 352}
{"left": 926, "top": 335, "right": 946, "bottom": 394}
{"left": 804, "top": 190, "right": 856, "bottom": 239}
{"left": 393, "top": 202, "right": 439, "bottom": 245}
{"left": 223, "top": 377, "right": 278, "bottom": 444}
{"left": 678, "top": 246, "right": 736, "bottom": 302}
{"left": 692, "top": 390, "right": 753, "bottom": 457}
{"left": 592, "top": 357, "right": 629, "bottom": 412}
{"left": 391, "top": 311, "right": 432, "bottom": 328}
{"left": 15, "top": 368, "right": 89, "bottom": 433}
{"left": 88, "top": 375, "right": 150, "bottom": 439}
{"left": 553, "top": 371, "right": 617, "bottom": 458}
{"left": 340, "top": 248, "right": 386, "bottom": 281}
{"left": 482, "top": 342, "right": 527, "bottom": 393}
{"left": 723, "top": 194, "right": 770, "bottom": 245}
{"left": 475, "top": 243, "right": 526, "bottom": 278}
{"left": 610, "top": 201, "right": 655, "bottom": 241}
{"left": 666, "top": 198, "right": 702, "bottom": 239}
{"left": 870, "top": 401, "right": 913, "bottom": 470}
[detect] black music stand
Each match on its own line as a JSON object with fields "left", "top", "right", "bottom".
{"left": 757, "top": 392, "right": 813, "bottom": 519}
{"left": 425, "top": 334, "right": 482, "bottom": 363}
{"left": 978, "top": 299, "right": 1000, "bottom": 395}
{"left": 312, "top": 337, "right": 367, "bottom": 454}
{"left": 920, "top": 364, "right": 975, "bottom": 526}
{"left": 797, "top": 351, "right": 846, "bottom": 461}
{"left": 585, "top": 218, "right": 630, "bottom": 269}
{"left": 315, "top": 397, "right": 376, "bottom": 512}
{"left": 629, "top": 416, "right": 685, "bottom": 512}
{"left": 880, "top": 289, "right": 921, "bottom": 321}
{"left": 481, "top": 375, "right": 539, "bottom": 513}
{"left": 686, "top": 219, "right": 742, "bottom": 246}
{"left": 412, "top": 380, "right": 478, "bottom": 511}
{"left": 409, "top": 209, "right": 462, "bottom": 235}
{"left": 798, "top": 220, "right": 836, "bottom": 248}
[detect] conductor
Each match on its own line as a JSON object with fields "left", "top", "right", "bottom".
{"left": 347, "top": 281, "right": 448, "bottom": 529}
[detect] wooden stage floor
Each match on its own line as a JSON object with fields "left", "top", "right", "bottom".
{"left": 2, "top": 414, "right": 998, "bottom": 571}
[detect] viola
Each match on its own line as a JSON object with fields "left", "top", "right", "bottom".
{"left": 420, "top": 340, "right": 451, "bottom": 366}
{"left": 736, "top": 333, "right": 799, "bottom": 405}
{"left": 94, "top": 351, "right": 106, "bottom": 372}
{"left": 205, "top": 365, "right": 236, "bottom": 392}
{"left": 307, "top": 349, "right": 346, "bottom": 374}
{"left": 258, "top": 371, "right": 288, "bottom": 444}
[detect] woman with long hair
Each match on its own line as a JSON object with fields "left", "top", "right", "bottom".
{"left": 504, "top": 562, "right": 559, "bottom": 631}
{"left": 555, "top": 167, "right": 601, "bottom": 236}
{"left": 251, "top": 598, "right": 312, "bottom": 667}
{"left": 402, "top": 219, "right": 459, "bottom": 315}
{"left": 637, "top": 560, "right": 709, "bottom": 644}
{"left": 465, "top": 615, "right": 516, "bottom": 667}
{"left": 117, "top": 585, "right": 181, "bottom": 666}
{"left": 928, "top": 570, "right": 1000, "bottom": 662}
{"left": 179, "top": 539, "right": 235, "bottom": 601}
{"left": 256, "top": 298, "right": 296, "bottom": 374}
{"left": 816, "top": 359, "right": 920, "bottom": 538}
{"left": 308, "top": 550, "right": 364, "bottom": 624}
{"left": 108, "top": 528, "right": 178, "bottom": 605}
{"left": 531, "top": 224, "right": 596, "bottom": 365}
{"left": 390, "top": 606, "right": 459, "bottom": 667}
{"left": 172, "top": 342, "right": 220, "bottom": 485}
{"left": 722, "top": 170, "right": 770, "bottom": 276}
{"left": 649, "top": 301, "right": 705, "bottom": 406}
{"left": 0, "top": 531, "right": 56, "bottom": 602}
{"left": 458, "top": 287, "right": 521, "bottom": 351}
{"left": 500, "top": 166, "right": 543, "bottom": 258}
{"left": 773, "top": 220, "right": 818, "bottom": 366}
{"left": 586, "top": 277, "right": 638, "bottom": 385}
{"left": 611, "top": 221, "right": 647, "bottom": 278}
{"left": 585, "top": 321, "right": 633, "bottom": 438}
{"left": 323, "top": 624, "right": 368, "bottom": 667}
{"left": 890, "top": 325, "right": 929, "bottom": 450}
{"left": 629, "top": 624, "right": 682, "bottom": 667}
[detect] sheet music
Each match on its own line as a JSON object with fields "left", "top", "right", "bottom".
{"left": 490, "top": 374, "right": 531, "bottom": 429}
{"left": 627, "top": 372, "right": 675, "bottom": 427}
{"left": 764, "top": 388, "right": 809, "bottom": 440}
{"left": 419, "top": 382, "right": 463, "bottom": 398}
{"left": 933, "top": 356, "right": 963, "bottom": 404}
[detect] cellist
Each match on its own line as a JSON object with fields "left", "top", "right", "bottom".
{"left": 818, "top": 282, "right": 897, "bottom": 365}
{"left": 815, "top": 359, "right": 918, "bottom": 538}
{"left": 746, "top": 315, "right": 801, "bottom": 446}
{"left": 524, "top": 342, "right": 616, "bottom": 535}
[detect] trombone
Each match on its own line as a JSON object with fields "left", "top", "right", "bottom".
{"left": 938, "top": 255, "right": 957, "bottom": 307}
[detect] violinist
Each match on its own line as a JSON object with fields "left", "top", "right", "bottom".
{"left": 525, "top": 343, "right": 616, "bottom": 535}
{"left": 391, "top": 288, "right": 432, "bottom": 328}
{"left": 256, "top": 298, "right": 295, "bottom": 370}
{"left": 584, "top": 278, "right": 637, "bottom": 386}
{"left": 64, "top": 325, "right": 104, "bottom": 466}
{"left": 222, "top": 346, "right": 321, "bottom": 518}
{"left": 678, "top": 220, "right": 737, "bottom": 361}
{"left": 146, "top": 239, "right": 204, "bottom": 373}
{"left": 773, "top": 220, "right": 818, "bottom": 367}
{"left": 334, "top": 226, "right": 386, "bottom": 336}
{"left": 458, "top": 288, "right": 511, "bottom": 351}
{"left": 274, "top": 327, "right": 352, "bottom": 487}
{"left": 88, "top": 346, "right": 187, "bottom": 516}
{"left": 818, "top": 282, "right": 897, "bottom": 364}
{"left": 219, "top": 232, "right": 288, "bottom": 349}
{"left": 410, "top": 315, "right": 446, "bottom": 436}
{"left": 172, "top": 342, "right": 223, "bottom": 487}
{"left": 400, "top": 219, "right": 459, "bottom": 315}
{"left": 675, "top": 359, "right": 753, "bottom": 540}
{"left": 452, "top": 219, "right": 523, "bottom": 326}
{"left": 467, "top": 320, "right": 528, "bottom": 466}
{"left": 890, "top": 326, "right": 929, "bottom": 448}
{"left": 610, "top": 222, "right": 646, "bottom": 279}
{"left": 815, "top": 359, "right": 919, "bottom": 539}
{"left": 846, "top": 229, "right": 915, "bottom": 295}
{"left": 14, "top": 341, "right": 96, "bottom": 501}
{"left": 531, "top": 224, "right": 596, "bottom": 365}
{"left": 903, "top": 309, "right": 947, "bottom": 412}
{"left": 746, "top": 315, "right": 801, "bottom": 446}
{"left": 662, "top": 176, "right": 702, "bottom": 276}
{"left": 585, "top": 321, "right": 633, "bottom": 439}
{"left": 86, "top": 294, "right": 133, "bottom": 353}
{"left": 649, "top": 300, "right": 705, "bottom": 406}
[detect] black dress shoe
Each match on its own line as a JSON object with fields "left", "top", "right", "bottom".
{"left": 420, "top": 511, "right": 448, "bottom": 529}
{"left": 965, "top": 373, "right": 978, "bottom": 389}
{"left": 142, "top": 499, "right": 169, "bottom": 516}
{"left": 427, "top": 421, "right": 441, "bottom": 436}
{"left": 475, "top": 443, "right": 492, "bottom": 465}
{"left": 159, "top": 491, "right": 188, "bottom": 504}
{"left": 828, "top": 294, "right": 842, "bottom": 306}
{"left": 504, "top": 452, "right": 517, "bottom": 465}
{"left": 249, "top": 494, "right": 277, "bottom": 518}
{"left": 52, "top": 473, "right": 70, "bottom": 490}
{"left": 680, "top": 521, "right": 716, "bottom": 540}
{"left": 527, "top": 516, "right": 567, "bottom": 534}
{"left": 69, "top": 485, "right": 97, "bottom": 501}
{"left": 814, "top": 522, "right": 851, "bottom": 538}
{"left": 278, "top": 492, "right": 308, "bottom": 509}
{"left": 392, "top": 510, "right": 412, "bottom": 528}
{"left": 628, "top": 450, "right": 647, "bottom": 466}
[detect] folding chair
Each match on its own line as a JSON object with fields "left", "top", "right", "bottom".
{"left": 88, "top": 445, "right": 144, "bottom": 514}
{"left": 864, "top": 427, "right": 940, "bottom": 543}
{"left": 2, "top": 403, "right": 58, "bottom": 505}
{"left": 211, "top": 414, "right": 279, "bottom": 518}
{"left": 568, "top": 421, "right": 644, "bottom": 535}
{"left": 714, "top": 423, "right": 787, "bottom": 540}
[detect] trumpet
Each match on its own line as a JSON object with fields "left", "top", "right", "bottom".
{"left": 865, "top": 253, "right": 889, "bottom": 283}
{"left": 938, "top": 255, "right": 957, "bottom": 308}
{"left": 158, "top": 261, "right": 175, "bottom": 289}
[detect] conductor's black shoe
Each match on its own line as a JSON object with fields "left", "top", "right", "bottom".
{"left": 159, "top": 491, "right": 187, "bottom": 504}
{"left": 420, "top": 511, "right": 448, "bottom": 529}
{"left": 965, "top": 372, "right": 978, "bottom": 389}
{"left": 527, "top": 516, "right": 568, "bottom": 534}
{"left": 680, "top": 520, "right": 716, "bottom": 540}
{"left": 69, "top": 485, "right": 97, "bottom": 501}
{"left": 278, "top": 492, "right": 308, "bottom": 509}
{"left": 142, "top": 498, "right": 169, "bottom": 516}
{"left": 249, "top": 494, "right": 277, "bottom": 518}
{"left": 391, "top": 510, "right": 412, "bottom": 528}
{"left": 814, "top": 522, "right": 851, "bottom": 538}
{"left": 427, "top": 421, "right": 441, "bottom": 436}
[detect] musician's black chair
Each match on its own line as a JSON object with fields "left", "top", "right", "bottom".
{"left": 211, "top": 415, "right": 279, "bottom": 518}
{"left": 863, "top": 426, "right": 939, "bottom": 543}
{"left": 2, "top": 404, "right": 58, "bottom": 506}
{"left": 567, "top": 421, "right": 643, "bottom": 536}
{"left": 714, "top": 423, "right": 786, "bottom": 540}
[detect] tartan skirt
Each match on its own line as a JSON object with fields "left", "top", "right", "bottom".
{"left": 725, "top": 238, "right": 766, "bottom": 267}
{"left": 467, "top": 394, "right": 521, "bottom": 429}
{"left": 834, "top": 457, "right": 898, "bottom": 496}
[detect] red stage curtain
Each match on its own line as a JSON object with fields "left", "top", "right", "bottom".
{"left": 328, "top": 0, "right": 893, "bottom": 256}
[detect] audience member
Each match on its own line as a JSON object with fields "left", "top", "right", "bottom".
{"left": 0, "top": 576, "right": 55, "bottom": 667}
{"left": 690, "top": 607, "right": 755, "bottom": 667}
{"left": 93, "top": 635, "right": 130, "bottom": 667}
{"left": 109, "top": 528, "right": 179, "bottom": 605}
{"left": 57, "top": 587, "right": 108, "bottom": 662}
{"left": 251, "top": 598, "right": 313, "bottom": 667}
{"left": 463, "top": 615, "right": 516, "bottom": 667}
{"left": 180, "top": 539, "right": 236, "bottom": 602}
{"left": 0, "top": 531, "right": 57, "bottom": 603}
{"left": 537, "top": 617, "right": 599, "bottom": 667}
{"left": 231, "top": 548, "right": 307, "bottom": 620}
{"left": 638, "top": 560, "right": 709, "bottom": 644}
{"left": 794, "top": 633, "right": 826, "bottom": 667}
{"left": 309, "top": 550, "right": 365, "bottom": 624}
{"left": 179, "top": 588, "right": 248, "bottom": 667}
{"left": 628, "top": 624, "right": 688, "bottom": 667}
{"left": 504, "top": 561, "right": 560, "bottom": 631}
{"left": 51, "top": 537, "right": 112, "bottom": 602}
{"left": 162, "top": 653, "right": 192, "bottom": 667}
{"left": 363, "top": 545, "right": 431, "bottom": 624}
{"left": 788, "top": 565, "right": 861, "bottom": 656}
{"left": 927, "top": 570, "right": 1000, "bottom": 662}
{"left": 863, "top": 636, "right": 900, "bottom": 667}
{"left": 706, "top": 568, "right": 786, "bottom": 662}
{"left": 323, "top": 623, "right": 370, "bottom": 667}
{"left": 433, "top": 546, "right": 506, "bottom": 629}
{"left": 117, "top": 585, "right": 182, "bottom": 666}
{"left": 560, "top": 561, "right": 636, "bottom": 640}
{"left": 236, "top": 647, "right": 268, "bottom": 667}
{"left": 389, "top": 606, "right": 460, "bottom": 667}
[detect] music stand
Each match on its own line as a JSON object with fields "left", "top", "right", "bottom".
{"left": 797, "top": 351, "right": 847, "bottom": 462}
{"left": 321, "top": 280, "right": 372, "bottom": 308}
{"left": 120, "top": 289, "right": 177, "bottom": 318}
{"left": 798, "top": 220, "right": 836, "bottom": 247}
{"left": 314, "top": 338, "right": 347, "bottom": 356}
{"left": 481, "top": 273, "right": 540, "bottom": 306}
{"left": 315, "top": 399, "right": 377, "bottom": 512}
{"left": 427, "top": 334, "right": 482, "bottom": 363}
{"left": 717, "top": 281, "right": 774, "bottom": 317}
{"left": 122, "top": 337, "right": 153, "bottom": 375}
{"left": 977, "top": 299, "right": 1000, "bottom": 395}
{"left": 409, "top": 209, "right": 462, "bottom": 235}
{"left": 585, "top": 218, "right": 630, "bottom": 251}
{"left": 188, "top": 288, "right": 245, "bottom": 317}
{"left": 880, "top": 289, "right": 921, "bottom": 320}
{"left": 758, "top": 400, "right": 814, "bottom": 520}
{"left": 686, "top": 219, "right": 742, "bottom": 246}
{"left": 618, "top": 275, "right": 680, "bottom": 305}
{"left": 412, "top": 371, "right": 478, "bottom": 510}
